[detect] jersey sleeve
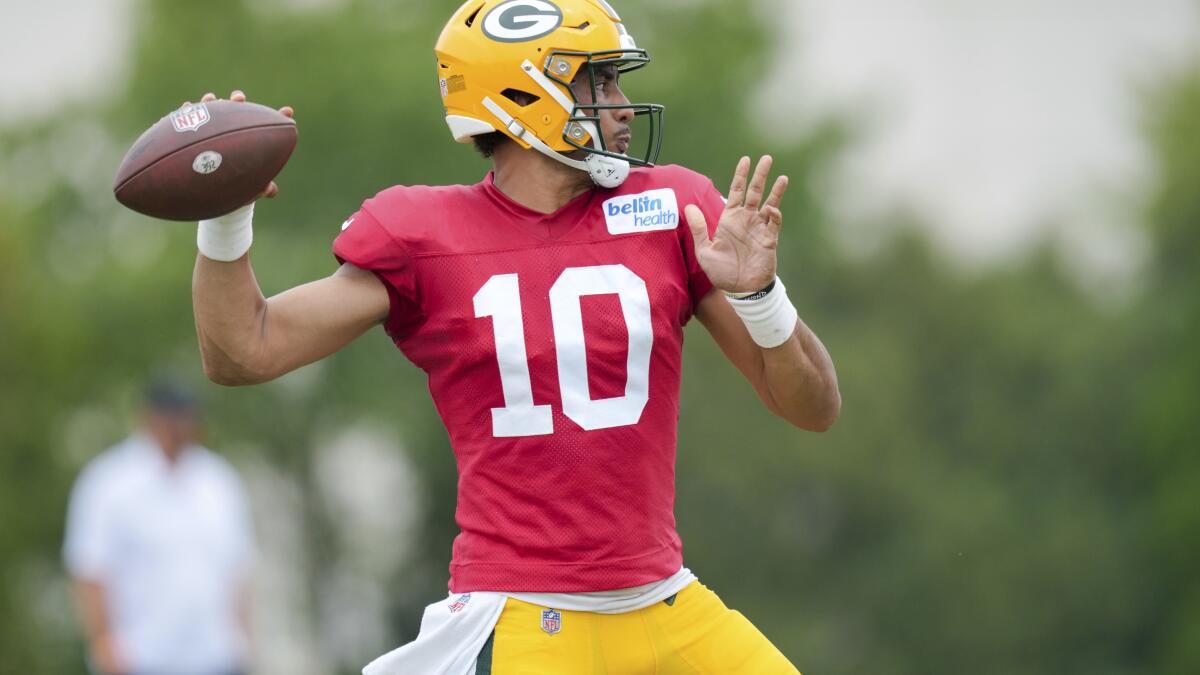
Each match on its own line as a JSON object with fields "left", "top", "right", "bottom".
{"left": 680, "top": 177, "right": 726, "bottom": 308}
{"left": 333, "top": 201, "right": 424, "bottom": 340}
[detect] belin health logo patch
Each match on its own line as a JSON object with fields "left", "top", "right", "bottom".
{"left": 602, "top": 188, "right": 679, "bottom": 235}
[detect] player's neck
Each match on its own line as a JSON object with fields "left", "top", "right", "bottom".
{"left": 492, "top": 145, "right": 593, "bottom": 214}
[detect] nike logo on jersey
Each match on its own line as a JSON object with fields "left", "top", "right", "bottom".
{"left": 341, "top": 217, "right": 355, "bottom": 231}
{"left": 602, "top": 188, "right": 679, "bottom": 235}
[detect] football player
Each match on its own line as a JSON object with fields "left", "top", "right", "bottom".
{"left": 191, "top": 0, "right": 840, "bottom": 672}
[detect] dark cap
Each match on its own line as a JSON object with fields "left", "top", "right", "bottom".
{"left": 143, "top": 378, "right": 201, "bottom": 414}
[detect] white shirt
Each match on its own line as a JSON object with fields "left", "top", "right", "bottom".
{"left": 63, "top": 433, "right": 254, "bottom": 675}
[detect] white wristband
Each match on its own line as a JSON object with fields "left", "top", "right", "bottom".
{"left": 725, "top": 277, "right": 799, "bottom": 349}
{"left": 197, "top": 203, "right": 255, "bottom": 262}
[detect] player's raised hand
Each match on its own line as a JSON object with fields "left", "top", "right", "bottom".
{"left": 684, "top": 155, "right": 789, "bottom": 294}
{"left": 197, "top": 90, "right": 295, "bottom": 200}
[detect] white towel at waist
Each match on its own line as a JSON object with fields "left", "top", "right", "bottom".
{"left": 362, "top": 567, "right": 697, "bottom": 675}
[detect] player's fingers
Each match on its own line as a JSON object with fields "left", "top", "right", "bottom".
{"left": 727, "top": 156, "right": 751, "bottom": 207}
{"left": 745, "top": 155, "right": 773, "bottom": 210}
{"left": 684, "top": 205, "right": 712, "bottom": 249}
{"left": 279, "top": 106, "right": 295, "bottom": 118}
{"left": 260, "top": 182, "right": 279, "bottom": 200}
{"left": 761, "top": 205, "right": 783, "bottom": 232}
{"left": 231, "top": 90, "right": 246, "bottom": 102}
{"left": 201, "top": 93, "right": 216, "bottom": 103}
{"left": 763, "top": 175, "right": 789, "bottom": 211}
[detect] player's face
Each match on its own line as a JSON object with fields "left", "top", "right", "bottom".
{"left": 571, "top": 64, "right": 636, "bottom": 156}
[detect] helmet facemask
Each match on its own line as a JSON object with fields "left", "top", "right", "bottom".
{"left": 546, "top": 49, "right": 665, "bottom": 169}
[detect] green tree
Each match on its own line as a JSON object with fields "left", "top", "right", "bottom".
{"left": 1135, "top": 64, "right": 1200, "bottom": 673}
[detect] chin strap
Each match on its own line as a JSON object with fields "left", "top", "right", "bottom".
{"left": 482, "top": 97, "right": 629, "bottom": 188}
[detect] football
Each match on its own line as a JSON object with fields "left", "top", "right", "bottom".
{"left": 113, "top": 100, "right": 297, "bottom": 221}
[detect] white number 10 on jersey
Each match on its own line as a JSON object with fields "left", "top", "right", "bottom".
{"left": 473, "top": 264, "right": 653, "bottom": 437}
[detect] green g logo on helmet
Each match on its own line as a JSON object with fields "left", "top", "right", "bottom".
{"left": 482, "top": 0, "right": 564, "bottom": 43}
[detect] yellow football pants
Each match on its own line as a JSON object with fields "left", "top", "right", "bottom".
{"left": 475, "top": 581, "right": 800, "bottom": 674}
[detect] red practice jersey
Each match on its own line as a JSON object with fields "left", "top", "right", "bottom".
{"left": 333, "top": 165, "right": 726, "bottom": 593}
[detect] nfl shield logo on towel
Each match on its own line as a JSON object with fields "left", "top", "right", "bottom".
{"left": 541, "top": 609, "right": 562, "bottom": 635}
{"left": 447, "top": 593, "right": 471, "bottom": 613}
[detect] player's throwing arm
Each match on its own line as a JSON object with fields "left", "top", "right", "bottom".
{"left": 183, "top": 91, "right": 393, "bottom": 385}
{"left": 111, "top": 89, "right": 380, "bottom": 385}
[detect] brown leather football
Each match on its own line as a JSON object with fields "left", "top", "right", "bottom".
{"left": 113, "top": 100, "right": 297, "bottom": 221}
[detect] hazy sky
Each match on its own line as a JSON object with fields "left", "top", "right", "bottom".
{"left": 758, "top": 0, "right": 1199, "bottom": 281}
{"left": 0, "top": 0, "right": 133, "bottom": 125}
{"left": 3, "top": 0, "right": 1197, "bottom": 278}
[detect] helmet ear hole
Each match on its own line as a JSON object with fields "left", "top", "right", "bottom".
{"left": 501, "top": 89, "right": 541, "bottom": 107}
{"left": 464, "top": 3, "right": 483, "bottom": 27}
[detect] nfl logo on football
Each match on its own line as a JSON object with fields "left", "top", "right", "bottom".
{"left": 171, "top": 103, "right": 211, "bottom": 133}
{"left": 541, "top": 608, "right": 562, "bottom": 636}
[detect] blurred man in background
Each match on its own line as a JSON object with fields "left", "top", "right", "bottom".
{"left": 63, "top": 380, "right": 255, "bottom": 675}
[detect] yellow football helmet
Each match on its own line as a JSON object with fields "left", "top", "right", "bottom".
{"left": 435, "top": 0, "right": 664, "bottom": 187}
